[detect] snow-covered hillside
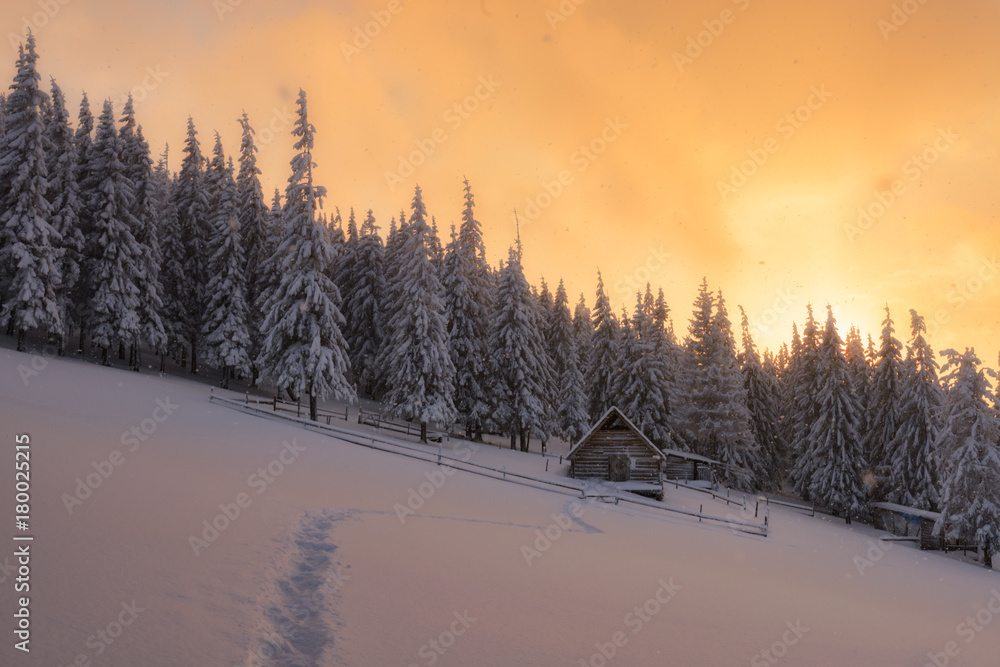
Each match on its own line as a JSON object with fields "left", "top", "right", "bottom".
{"left": 2, "top": 346, "right": 999, "bottom": 666}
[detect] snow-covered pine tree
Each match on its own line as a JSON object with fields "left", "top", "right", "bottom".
{"left": 787, "top": 306, "right": 823, "bottom": 497}
{"left": 252, "top": 187, "right": 285, "bottom": 349}
{"left": 258, "top": 90, "right": 355, "bottom": 420}
{"left": 863, "top": 306, "right": 903, "bottom": 497}
{"left": 0, "top": 35, "right": 61, "bottom": 351}
{"left": 443, "top": 225, "right": 489, "bottom": 439}
{"left": 804, "top": 305, "right": 867, "bottom": 521}
{"left": 119, "top": 97, "right": 166, "bottom": 370}
{"left": 86, "top": 100, "right": 143, "bottom": 366}
{"left": 883, "top": 310, "right": 942, "bottom": 509}
{"left": 235, "top": 112, "right": 269, "bottom": 384}
{"left": 70, "top": 92, "right": 97, "bottom": 353}
{"left": 704, "top": 292, "right": 759, "bottom": 490}
{"left": 556, "top": 333, "right": 590, "bottom": 444}
{"left": 171, "top": 117, "right": 210, "bottom": 373}
{"left": 739, "top": 306, "right": 786, "bottom": 490}
{"left": 587, "top": 271, "right": 620, "bottom": 419}
{"left": 378, "top": 184, "right": 455, "bottom": 441}
{"left": 333, "top": 207, "right": 360, "bottom": 332}
{"left": 615, "top": 291, "right": 673, "bottom": 449}
{"left": 447, "top": 178, "right": 493, "bottom": 438}
{"left": 201, "top": 141, "right": 251, "bottom": 389}
{"left": 148, "top": 146, "right": 177, "bottom": 371}
{"left": 844, "top": 325, "right": 871, "bottom": 441}
{"left": 934, "top": 348, "right": 1000, "bottom": 568}
{"left": 343, "top": 209, "right": 384, "bottom": 396}
{"left": 572, "top": 292, "right": 592, "bottom": 359}
{"left": 489, "top": 245, "right": 550, "bottom": 451}
{"left": 43, "top": 78, "right": 84, "bottom": 355}
{"left": 548, "top": 279, "right": 587, "bottom": 442}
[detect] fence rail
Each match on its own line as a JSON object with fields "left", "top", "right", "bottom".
{"left": 209, "top": 390, "right": 769, "bottom": 538}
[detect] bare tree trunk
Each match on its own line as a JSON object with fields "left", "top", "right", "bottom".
{"left": 310, "top": 393, "right": 318, "bottom": 422}
{"left": 189, "top": 332, "right": 198, "bottom": 374}
{"left": 420, "top": 421, "right": 428, "bottom": 443}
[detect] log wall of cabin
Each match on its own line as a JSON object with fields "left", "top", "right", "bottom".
{"left": 570, "top": 432, "right": 660, "bottom": 482}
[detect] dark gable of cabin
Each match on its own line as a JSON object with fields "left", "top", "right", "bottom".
{"left": 569, "top": 410, "right": 661, "bottom": 483}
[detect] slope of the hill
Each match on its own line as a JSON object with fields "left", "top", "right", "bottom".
{"left": 1, "top": 346, "right": 998, "bottom": 666}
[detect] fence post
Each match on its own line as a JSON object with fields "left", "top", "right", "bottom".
{"left": 273, "top": 395, "right": 277, "bottom": 412}
{"left": 297, "top": 398, "right": 301, "bottom": 419}
{"left": 755, "top": 500, "right": 759, "bottom": 518}
{"left": 699, "top": 504, "right": 703, "bottom": 521}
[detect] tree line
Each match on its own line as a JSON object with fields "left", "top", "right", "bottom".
{"left": 2, "top": 34, "right": 998, "bottom": 565}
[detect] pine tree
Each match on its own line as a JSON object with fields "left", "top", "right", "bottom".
{"left": 378, "top": 184, "right": 455, "bottom": 440}
{"left": 739, "top": 306, "right": 786, "bottom": 490}
{"left": 171, "top": 117, "right": 210, "bottom": 373}
{"left": 149, "top": 146, "right": 177, "bottom": 370}
{"left": 443, "top": 224, "right": 489, "bottom": 440}
{"left": 258, "top": 90, "right": 355, "bottom": 420}
{"left": 201, "top": 137, "right": 251, "bottom": 388}
{"left": 0, "top": 34, "right": 61, "bottom": 351}
{"left": 703, "top": 292, "right": 759, "bottom": 489}
{"left": 883, "top": 310, "right": 942, "bottom": 509}
{"left": 42, "top": 78, "right": 84, "bottom": 355}
{"left": 844, "top": 325, "right": 871, "bottom": 442}
{"left": 934, "top": 348, "right": 1000, "bottom": 568}
{"left": 343, "top": 209, "right": 384, "bottom": 396}
{"left": 864, "top": 305, "right": 903, "bottom": 496}
{"left": 489, "top": 246, "right": 550, "bottom": 451}
{"left": 71, "top": 92, "right": 96, "bottom": 353}
{"left": 86, "top": 100, "right": 143, "bottom": 366}
{"left": 587, "top": 271, "right": 620, "bottom": 419}
{"left": 119, "top": 97, "right": 166, "bottom": 369}
{"left": 615, "top": 291, "right": 673, "bottom": 449}
{"left": 803, "top": 305, "right": 867, "bottom": 520}
{"left": 787, "top": 306, "right": 823, "bottom": 496}
{"left": 236, "top": 112, "right": 269, "bottom": 383}
{"left": 572, "top": 292, "right": 592, "bottom": 359}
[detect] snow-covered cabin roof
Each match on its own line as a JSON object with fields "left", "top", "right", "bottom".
{"left": 660, "top": 448, "right": 720, "bottom": 465}
{"left": 566, "top": 406, "right": 663, "bottom": 459}
{"left": 870, "top": 502, "right": 941, "bottom": 522}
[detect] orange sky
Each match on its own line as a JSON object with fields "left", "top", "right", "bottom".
{"left": 4, "top": 0, "right": 1000, "bottom": 361}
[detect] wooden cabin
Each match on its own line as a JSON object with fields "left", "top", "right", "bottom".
{"left": 661, "top": 448, "right": 720, "bottom": 484}
{"left": 566, "top": 407, "right": 663, "bottom": 484}
{"left": 871, "top": 502, "right": 944, "bottom": 551}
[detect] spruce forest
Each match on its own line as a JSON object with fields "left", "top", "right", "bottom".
{"left": 3, "top": 33, "right": 1000, "bottom": 563}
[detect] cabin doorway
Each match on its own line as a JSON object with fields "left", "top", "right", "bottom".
{"left": 608, "top": 454, "right": 631, "bottom": 482}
